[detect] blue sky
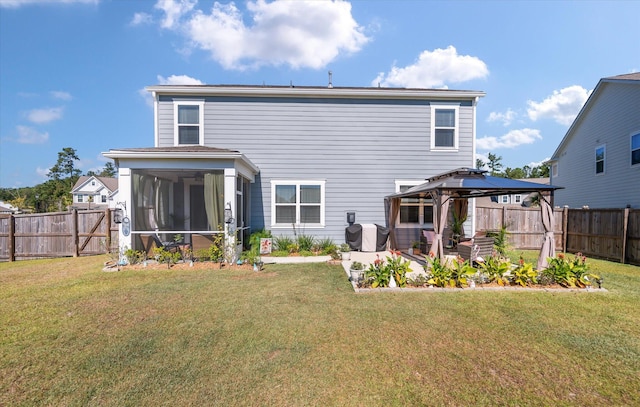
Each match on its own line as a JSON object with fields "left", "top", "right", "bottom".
{"left": 1, "top": 0, "right": 638, "bottom": 188}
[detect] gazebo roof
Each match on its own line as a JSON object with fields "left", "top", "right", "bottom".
{"left": 387, "top": 168, "right": 563, "bottom": 200}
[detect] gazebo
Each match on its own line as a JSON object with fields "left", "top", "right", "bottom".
{"left": 385, "top": 168, "right": 563, "bottom": 270}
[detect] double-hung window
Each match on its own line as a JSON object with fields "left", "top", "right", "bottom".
{"left": 174, "top": 101, "right": 204, "bottom": 145}
{"left": 396, "top": 182, "right": 433, "bottom": 226}
{"left": 632, "top": 132, "right": 640, "bottom": 166}
{"left": 431, "top": 105, "right": 459, "bottom": 149}
{"left": 595, "top": 145, "right": 605, "bottom": 174}
{"left": 271, "top": 181, "right": 325, "bottom": 227}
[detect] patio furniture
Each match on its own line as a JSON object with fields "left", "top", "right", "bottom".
{"left": 139, "top": 234, "right": 181, "bottom": 258}
{"left": 457, "top": 236, "right": 495, "bottom": 264}
{"left": 420, "top": 229, "right": 436, "bottom": 254}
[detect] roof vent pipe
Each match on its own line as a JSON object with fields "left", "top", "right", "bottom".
{"left": 328, "top": 71, "right": 333, "bottom": 88}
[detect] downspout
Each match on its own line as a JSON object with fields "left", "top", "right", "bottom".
{"left": 152, "top": 91, "right": 159, "bottom": 146}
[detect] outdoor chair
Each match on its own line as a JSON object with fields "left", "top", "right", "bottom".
{"left": 139, "top": 234, "right": 181, "bottom": 258}
{"left": 457, "top": 235, "right": 495, "bottom": 264}
{"left": 420, "top": 229, "right": 436, "bottom": 254}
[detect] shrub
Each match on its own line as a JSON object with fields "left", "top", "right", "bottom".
{"left": 274, "top": 236, "right": 295, "bottom": 252}
{"left": 477, "top": 255, "right": 511, "bottom": 286}
{"left": 124, "top": 248, "right": 144, "bottom": 265}
{"left": 543, "top": 252, "right": 599, "bottom": 288}
{"left": 296, "top": 234, "right": 315, "bottom": 252}
{"left": 511, "top": 257, "right": 537, "bottom": 287}
{"left": 363, "top": 251, "right": 410, "bottom": 288}
{"left": 249, "top": 229, "right": 272, "bottom": 251}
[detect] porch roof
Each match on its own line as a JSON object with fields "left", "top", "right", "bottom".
{"left": 102, "top": 146, "right": 259, "bottom": 174}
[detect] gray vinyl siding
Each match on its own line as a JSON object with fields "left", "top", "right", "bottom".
{"left": 554, "top": 82, "right": 640, "bottom": 209}
{"left": 156, "top": 95, "right": 476, "bottom": 243}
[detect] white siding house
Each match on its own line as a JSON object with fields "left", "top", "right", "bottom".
{"left": 104, "top": 85, "right": 485, "bottom": 253}
{"left": 70, "top": 176, "right": 118, "bottom": 210}
{"left": 548, "top": 73, "right": 640, "bottom": 209}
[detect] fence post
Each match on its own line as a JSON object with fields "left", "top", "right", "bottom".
{"left": 9, "top": 215, "right": 15, "bottom": 262}
{"left": 106, "top": 208, "right": 112, "bottom": 254}
{"left": 72, "top": 209, "right": 79, "bottom": 257}
{"left": 562, "top": 206, "right": 568, "bottom": 253}
{"left": 621, "top": 207, "right": 629, "bottom": 264}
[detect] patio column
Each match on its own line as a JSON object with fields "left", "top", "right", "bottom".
{"left": 117, "top": 167, "right": 132, "bottom": 253}
{"left": 224, "top": 168, "right": 238, "bottom": 260}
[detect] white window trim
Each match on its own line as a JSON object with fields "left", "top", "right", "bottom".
{"left": 631, "top": 130, "right": 640, "bottom": 167}
{"left": 500, "top": 195, "right": 509, "bottom": 204}
{"left": 394, "top": 180, "right": 433, "bottom": 228}
{"left": 173, "top": 101, "right": 204, "bottom": 146}
{"left": 595, "top": 144, "right": 606, "bottom": 175}
{"left": 513, "top": 194, "right": 522, "bottom": 204}
{"left": 430, "top": 104, "right": 459, "bottom": 151}
{"left": 552, "top": 163, "right": 558, "bottom": 178}
{"left": 270, "top": 180, "right": 325, "bottom": 228}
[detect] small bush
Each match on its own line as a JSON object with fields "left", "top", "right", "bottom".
{"left": 274, "top": 236, "right": 295, "bottom": 252}
{"left": 296, "top": 234, "right": 315, "bottom": 252}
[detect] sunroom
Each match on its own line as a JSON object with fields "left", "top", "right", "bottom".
{"left": 103, "top": 146, "right": 259, "bottom": 256}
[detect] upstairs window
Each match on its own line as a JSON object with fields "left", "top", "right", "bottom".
{"left": 78, "top": 195, "right": 84, "bottom": 203}
{"left": 632, "top": 132, "right": 640, "bottom": 166}
{"left": 174, "top": 102, "right": 204, "bottom": 145}
{"left": 271, "top": 181, "right": 325, "bottom": 227}
{"left": 595, "top": 145, "right": 605, "bottom": 174}
{"left": 431, "top": 105, "right": 459, "bottom": 149}
{"left": 101, "top": 195, "right": 107, "bottom": 203}
{"left": 513, "top": 195, "right": 522, "bottom": 204}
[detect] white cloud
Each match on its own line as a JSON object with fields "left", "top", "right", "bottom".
{"left": 50, "top": 90, "right": 72, "bottom": 100}
{"left": 477, "top": 128, "right": 542, "bottom": 150}
{"left": 155, "top": 0, "right": 195, "bottom": 29}
{"left": 36, "top": 166, "right": 49, "bottom": 178}
{"left": 487, "top": 108, "right": 516, "bottom": 126}
{"left": 526, "top": 158, "right": 550, "bottom": 168}
{"left": 0, "top": 0, "right": 98, "bottom": 8}
{"left": 139, "top": 74, "right": 204, "bottom": 107}
{"left": 372, "top": 46, "right": 489, "bottom": 88}
{"left": 527, "top": 85, "right": 590, "bottom": 126}
{"left": 131, "top": 12, "right": 153, "bottom": 26}
{"left": 157, "top": 74, "right": 203, "bottom": 85}
{"left": 16, "top": 125, "right": 49, "bottom": 144}
{"left": 26, "top": 106, "right": 64, "bottom": 124}
{"left": 155, "top": 0, "right": 369, "bottom": 70}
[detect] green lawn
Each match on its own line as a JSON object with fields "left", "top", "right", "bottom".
{"left": 1, "top": 252, "right": 639, "bottom": 406}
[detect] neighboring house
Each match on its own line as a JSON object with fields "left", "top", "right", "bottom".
{"left": 104, "top": 84, "right": 485, "bottom": 253}
{"left": 476, "top": 178, "right": 549, "bottom": 207}
{"left": 0, "top": 201, "right": 20, "bottom": 214}
{"left": 70, "top": 176, "right": 119, "bottom": 210}
{"left": 548, "top": 73, "right": 640, "bottom": 209}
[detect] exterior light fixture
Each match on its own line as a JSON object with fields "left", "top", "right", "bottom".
{"left": 225, "top": 202, "right": 234, "bottom": 224}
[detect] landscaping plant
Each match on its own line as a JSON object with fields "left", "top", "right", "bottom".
{"left": 477, "top": 254, "right": 511, "bottom": 286}
{"left": 511, "top": 256, "right": 537, "bottom": 287}
{"left": 424, "top": 252, "right": 454, "bottom": 288}
{"left": 543, "top": 252, "right": 599, "bottom": 288}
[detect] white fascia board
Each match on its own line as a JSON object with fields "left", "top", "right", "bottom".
{"left": 145, "top": 85, "right": 486, "bottom": 101}
{"left": 102, "top": 150, "right": 259, "bottom": 174}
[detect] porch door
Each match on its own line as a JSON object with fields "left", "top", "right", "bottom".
{"left": 190, "top": 185, "right": 208, "bottom": 231}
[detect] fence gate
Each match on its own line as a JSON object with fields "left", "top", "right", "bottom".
{"left": 0, "top": 209, "right": 119, "bottom": 261}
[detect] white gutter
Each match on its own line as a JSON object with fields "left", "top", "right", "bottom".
{"left": 145, "top": 85, "right": 486, "bottom": 100}
{"left": 102, "top": 150, "right": 260, "bottom": 174}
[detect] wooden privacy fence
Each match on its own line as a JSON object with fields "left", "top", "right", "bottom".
{"left": 476, "top": 205, "right": 640, "bottom": 266}
{"left": 0, "top": 209, "right": 119, "bottom": 261}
